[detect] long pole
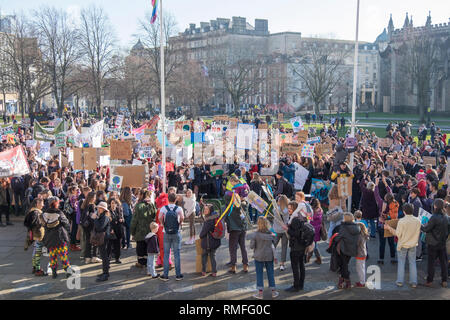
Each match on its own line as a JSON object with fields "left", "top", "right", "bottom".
{"left": 348, "top": 0, "right": 360, "bottom": 211}
{"left": 160, "top": 0, "right": 166, "bottom": 193}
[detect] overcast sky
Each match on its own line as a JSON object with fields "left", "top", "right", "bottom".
{"left": 1, "top": 0, "right": 449, "bottom": 48}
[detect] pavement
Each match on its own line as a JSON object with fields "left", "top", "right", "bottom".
{"left": 0, "top": 215, "right": 449, "bottom": 300}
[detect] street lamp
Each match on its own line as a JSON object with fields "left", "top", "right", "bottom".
{"left": 329, "top": 91, "right": 332, "bottom": 119}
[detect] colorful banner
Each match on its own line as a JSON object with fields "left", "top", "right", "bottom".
{"left": 310, "top": 179, "right": 332, "bottom": 201}
{"left": 33, "top": 120, "right": 65, "bottom": 141}
{"left": 0, "top": 145, "right": 30, "bottom": 178}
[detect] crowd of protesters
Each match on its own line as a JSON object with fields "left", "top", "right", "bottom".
{"left": 0, "top": 110, "right": 449, "bottom": 298}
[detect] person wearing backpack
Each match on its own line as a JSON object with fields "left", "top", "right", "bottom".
{"left": 158, "top": 192, "right": 184, "bottom": 281}
{"left": 274, "top": 171, "right": 293, "bottom": 199}
{"left": 334, "top": 213, "right": 361, "bottom": 289}
{"left": 25, "top": 198, "right": 47, "bottom": 276}
{"left": 131, "top": 190, "right": 157, "bottom": 268}
{"left": 248, "top": 216, "right": 279, "bottom": 299}
{"left": 199, "top": 204, "right": 221, "bottom": 277}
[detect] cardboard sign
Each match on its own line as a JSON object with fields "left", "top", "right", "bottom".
{"left": 378, "top": 138, "right": 393, "bottom": 148}
{"left": 278, "top": 113, "right": 284, "bottom": 122}
{"left": 247, "top": 191, "right": 269, "bottom": 214}
{"left": 73, "top": 148, "right": 83, "bottom": 170}
{"left": 110, "top": 140, "right": 132, "bottom": 160}
{"left": 111, "top": 165, "right": 148, "bottom": 188}
{"left": 384, "top": 219, "right": 399, "bottom": 238}
{"left": 83, "top": 148, "right": 98, "bottom": 170}
{"left": 280, "top": 133, "right": 293, "bottom": 145}
{"left": 213, "top": 115, "right": 229, "bottom": 122}
{"left": 281, "top": 143, "right": 302, "bottom": 156}
{"left": 307, "top": 136, "right": 321, "bottom": 145}
{"left": 297, "top": 130, "right": 309, "bottom": 143}
{"left": 315, "top": 143, "right": 333, "bottom": 156}
{"left": 55, "top": 134, "right": 67, "bottom": 148}
{"left": 337, "top": 176, "right": 353, "bottom": 198}
{"left": 422, "top": 156, "right": 436, "bottom": 167}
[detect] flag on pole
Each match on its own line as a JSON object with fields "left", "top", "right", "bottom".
{"left": 151, "top": 0, "right": 158, "bottom": 24}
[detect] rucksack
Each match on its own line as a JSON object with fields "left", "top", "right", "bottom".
{"left": 284, "top": 180, "right": 294, "bottom": 198}
{"left": 164, "top": 205, "right": 179, "bottom": 234}
{"left": 23, "top": 211, "right": 36, "bottom": 230}
{"left": 211, "top": 218, "right": 225, "bottom": 239}
{"left": 299, "top": 222, "right": 315, "bottom": 247}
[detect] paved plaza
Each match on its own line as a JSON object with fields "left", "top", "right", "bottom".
{"left": 0, "top": 216, "right": 448, "bottom": 300}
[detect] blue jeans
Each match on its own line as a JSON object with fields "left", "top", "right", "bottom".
{"left": 163, "top": 232, "right": 182, "bottom": 277}
{"left": 255, "top": 260, "right": 275, "bottom": 290}
{"left": 122, "top": 215, "right": 132, "bottom": 248}
{"left": 363, "top": 219, "right": 376, "bottom": 237}
{"left": 215, "top": 178, "right": 222, "bottom": 198}
{"left": 397, "top": 247, "right": 417, "bottom": 285}
{"left": 147, "top": 253, "right": 157, "bottom": 277}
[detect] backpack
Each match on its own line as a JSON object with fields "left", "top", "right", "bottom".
{"left": 211, "top": 218, "right": 225, "bottom": 239}
{"left": 299, "top": 222, "right": 315, "bottom": 247}
{"left": 23, "top": 211, "right": 36, "bottom": 230}
{"left": 284, "top": 180, "right": 294, "bottom": 198}
{"left": 164, "top": 205, "right": 179, "bottom": 234}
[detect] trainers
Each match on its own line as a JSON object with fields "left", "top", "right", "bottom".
{"left": 210, "top": 273, "right": 217, "bottom": 277}
{"left": 85, "top": 258, "right": 92, "bottom": 264}
{"left": 416, "top": 257, "right": 423, "bottom": 262}
{"left": 91, "top": 257, "right": 102, "bottom": 263}
{"left": 411, "top": 283, "right": 417, "bottom": 288}
{"left": 285, "top": 286, "right": 301, "bottom": 292}
{"left": 280, "top": 265, "right": 285, "bottom": 271}
{"left": 70, "top": 245, "right": 81, "bottom": 252}
{"left": 96, "top": 274, "right": 109, "bottom": 282}
{"left": 272, "top": 290, "right": 279, "bottom": 299}
{"left": 396, "top": 282, "right": 403, "bottom": 287}
{"left": 176, "top": 274, "right": 184, "bottom": 281}
{"left": 159, "top": 275, "right": 169, "bottom": 282}
{"left": 34, "top": 270, "right": 48, "bottom": 277}
{"left": 114, "top": 259, "right": 122, "bottom": 264}
{"left": 201, "top": 272, "right": 207, "bottom": 277}
{"left": 355, "top": 282, "right": 365, "bottom": 288}
{"left": 253, "top": 291, "right": 263, "bottom": 300}
{"left": 152, "top": 274, "right": 160, "bottom": 279}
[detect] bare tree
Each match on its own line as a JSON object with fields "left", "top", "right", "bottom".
{"left": 79, "top": 5, "right": 116, "bottom": 118}
{"left": 171, "top": 60, "right": 213, "bottom": 117}
{"left": 399, "top": 32, "right": 443, "bottom": 123}
{"left": 138, "top": 12, "right": 179, "bottom": 109}
{"left": 209, "top": 38, "right": 266, "bottom": 116}
{"left": 33, "top": 6, "right": 82, "bottom": 116}
{"left": 123, "top": 53, "right": 149, "bottom": 116}
{"left": 1, "top": 13, "right": 51, "bottom": 117}
{"left": 290, "top": 40, "right": 351, "bottom": 116}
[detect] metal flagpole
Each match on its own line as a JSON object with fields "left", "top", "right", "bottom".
{"left": 160, "top": 0, "right": 166, "bottom": 193}
{"left": 348, "top": 0, "right": 360, "bottom": 211}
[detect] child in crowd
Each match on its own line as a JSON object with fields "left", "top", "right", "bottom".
{"left": 199, "top": 204, "right": 221, "bottom": 277}
{"left": 145, "top": 222, "right": 160, "bottom": 278}
{"left": 355, "top": 221, "right": 370, "bottom": 288}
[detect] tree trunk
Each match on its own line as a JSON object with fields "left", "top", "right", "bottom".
{"left": 314, "top": 103, "right": 321, "bottom": 116}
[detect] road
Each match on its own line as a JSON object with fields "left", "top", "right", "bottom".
{"left": 0, "top": 215, "right": 448, "bottom": 300}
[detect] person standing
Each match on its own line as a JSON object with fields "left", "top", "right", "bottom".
{"left": 145, "top": 222, "right": 160, "bottom": 278}
{"left": 41, "top": 197, "right": 72, "bottom": 279}
{"left": 248, "top": 217, "right": 279, "bottom": 299}
{"left": 182, "top": 189, "right": 197, "bottom": 245}
{"left": 199, "top": 204, "right": 221, "bottom": 277}
{"left": 25, "top": 198, "right": 47, "bottom": 276}
{"left": 107, "top": 199, "right": 124, "bottom": 264}
{"left": 0, "top": 178, "right": 14, "bottom": 226}
{"left": 309, "top": 198, "right": 323, "bottom": 265}
{"left": 273, "top": 195, "right": 289, "bottom": 271}
{"left": 421, "top": 199, "right": 449, "bottom": 288}
{"left": 80, "top": 191, "right": 101, "bottom": 264}
{"left": 158, "top": 192, "right": 184, "bottom": 281}
{"left": 94, "top": 202, "right": 111, "bottom": 282}
{"left": 131, "top": 190, "right": 156, "bottom": 268}
{"left": 384, "top": 203, "right": 421, "bottom": 288}
{"left": 120, "top": 187, "right": 133, "bottom": 250}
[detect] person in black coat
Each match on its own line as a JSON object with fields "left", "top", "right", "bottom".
{"left": 334, "top": 213, "right": 361, "bottom": 289}
{"left": 199, "top": 204, "right": 221, "bottom": 276}
{"left": 94, "top": 202, "right": 111, "bottom": 282}
{"left": 107, "top": 199, "right": 124, "bottom": 264}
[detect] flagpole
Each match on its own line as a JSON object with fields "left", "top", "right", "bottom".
{"left": 348, "top": 0, "right": 360, "bottom": 211}
{"left": 160, "top": 0, "right": 166, "bottom": 193}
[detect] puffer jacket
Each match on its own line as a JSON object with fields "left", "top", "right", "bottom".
{"left": 248, "top": 231, "right": 275, "bottom": 262}
{"left": 130, "top": 200, "right": 156, "bottom": 241}
{"left": 28, "top": 208, "right": 45, "bottom": 241}
{"left": 42, "top": 208, "right": 70, "bottom": 249}
{"left": 421, "top": 211, "right": 450, "bottom": 248}
{"left": 288, "top": 216, "right": 307, "bottom": 252}
{"left": 94, "top": 212, "right": 111, "bottom": 241}
{"left": 335, "top": 222, "right": 361, "bottom": 257}
{"left": 199, "top": 213, "right": 221, "bottom": 250}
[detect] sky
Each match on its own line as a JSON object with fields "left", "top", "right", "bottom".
{"left": 1, "top": 0, "right": 449, "bottom": 48}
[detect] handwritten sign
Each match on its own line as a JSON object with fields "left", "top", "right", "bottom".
{"left": 337, "top": 176, "right": 353, "bottom": 198}
{"left": 315, "top": 143, "right": 333, "bottom": 156}
{"left": 110, "top": 140, "right": 132, "bottom": 160}
{"left": 297, "top": 130, "right": 308, "bottom": 143}
{"left": 301, "top": 144, "right": 315, "bottom": 158}
{"left": 307, "top": 136, "right": 321, "bottom": 145}
{"left": 281, "top": 143, "right": 302, "bottom": 156}
{"left": 384, "top": 219, "right": 399, "bottom": 238}
{"left": 422, "top": 156, "right": 436, "bottom": 167}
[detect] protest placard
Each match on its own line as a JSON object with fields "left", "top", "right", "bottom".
{"left": 236, "top": 123, "right": 255, "bottom": 150}
{"left": 290, "top": 116, "right": 304, "bottom": 132}
{"left": 384, "top": 219, "right": 399, "bottom": 238}
{"left": 213, "top": 115, "right": 229, "bottom": 122}
{"left": 247, "top": 191, "right": 269, "bottom": 214}
{"left": 307, "top": 136, "right": 321, "bottom": 145}
{"left": 315, "top": 143, "right": 333, "bottom": 156}
{"left": 83, "top": 148, "right": 98, "bottom": 170}
{"left": 311, "top": 179, "right": 332, "bottom": 201}
{"left": 337, "top": 176, "right": 353, "bottom": 198}
{"left": 422, "top": 156, "right": 436, "bottom": 167}
{"left": 280, "top": 133, "right": 293, "bottom": 145}
{"left": 115, "top": 114, "right": 124, "bottom": 127}
{"left": 278, "top": 113, "right": 284, "bottom": 123}
{"left": 345, "top": 137, "right": 358, "bottom": 149}
{"left": 281, "top": 143, "right": 302, "bottom": 156}
{"left": 110, "top": 140, "right": 132, "bottom": 160}
{"left": 109, "top": 175, "right": 123, "bottom": 193}
{"left": 111, "top": 165, "right": 148, "bottom": 188}
{"left": 297, "top": 130, "right": 309, "bottom": 143}
{"left": 0, "top": 146, "right": 30, "bottom": 178}
{"left": 55, "top": 134, "right": 67, "bottom": 148}
{"left": 301, "top": 144, "right": 315, "bottom": 158}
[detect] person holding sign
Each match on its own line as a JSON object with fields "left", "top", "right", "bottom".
{"left": 384, "top": 203, "right": 421, "bottom": 288}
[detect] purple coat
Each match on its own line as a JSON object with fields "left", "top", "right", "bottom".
{"left": 360, "top": 181, "right": 379, "bottom": 220}
{"left": 311, "top": 209, "right": 323, "bottom": 242}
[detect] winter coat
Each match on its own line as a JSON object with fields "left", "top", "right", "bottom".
{"left": 248, "top": 231, "right": 275, "bottom": 262}
{"left": 224, "top": 193, "right": 248, "bottom": 232}
{"left": 274, "top": 177, "right": 291, "bottom": 198}
{"left": 144, "top": 232, "right": 159, "bottom": 254}
{"left": 408, "top": 196, "right": 422, "bottom": 218}
{"left": 287, "top": 216, "right": 307, "bottom": 252}
{"left": 273, "top": 207, "right": 289, "bottom": 234}
{"left": 356, "top": 228, "right": 370, "bottom": 258}
{"left": 94, "top": 212, "right": 111, "bottom": 242}
{"left": 42, "top": 208, "right": 70, "bottom": 249}
{"left": 311, "top": 208, "right": 323, "bottom": 242}
{"left": 80, "top": 204, "right": 96, "bottom": 230}
{"left": 360, "top": 180, "right": 379, "bottom": 220}
{"left": 249, "top": 180, "right": 263, "bottom": 197}
{"left": 0, "top": 185, "right": 13, "bottom": 206}
{"left": 109, "top": 207, "right": 124, "bottom": 239}
{"left": 421, "top": 211, "right": 450, "bottom": 248}
{"left": 130, "top": 200, "right": 157, "bottom": 241}
{"left": 282, "top": 163, "right": 296, "bottom": 184}
{"left": 27, "top": 208, "right": 45, "bottom": 241}
{"left": 199, "top": 213, "right": 221, "bottom": 250}
{"left": 335, "top": 222, "right": 361, "bottom": 257}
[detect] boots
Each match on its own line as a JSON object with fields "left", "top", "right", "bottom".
{"left": 314, "top": 250, "right": 322, "bottom": 265}
{"left": 344, "top": 279, "right": 352, "bottom": 289}
{"left": 337, "top": 277, "right": 344, "bottom": 289}
{"left": 228, "top": 265, "right": 236, "bottom": 274}
{"left": 52, "top": 268, "right": 58, "bottom": 279}
{"left": 306, "top": 251, "right": 313, "bottom": 263}
{"left": 243, "top": 264, "right": 249, "bottom": 273}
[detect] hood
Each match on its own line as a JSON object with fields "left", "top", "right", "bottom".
{"left": 42, "top": 212, "right": 60, "bottom": 224}
{"left": 155, "top": 193, "right": 169, "bottom": 209}
{"left": 145, "top": 232, "right": 157, "bottom": 239}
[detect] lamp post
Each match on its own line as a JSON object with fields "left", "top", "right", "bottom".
{"left": 329, "top": 92, "right": 332, "bottom": 121}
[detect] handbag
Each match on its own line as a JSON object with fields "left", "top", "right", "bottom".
{"left": 90, "top": 230, "right": 105, "bottom": 246}
{"left": 320, "top": 219, "right": 328, "bottom": 241}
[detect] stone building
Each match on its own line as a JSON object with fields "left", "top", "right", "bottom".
{"left": 378, "top": 13, "right": 450, "bottom": 113}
